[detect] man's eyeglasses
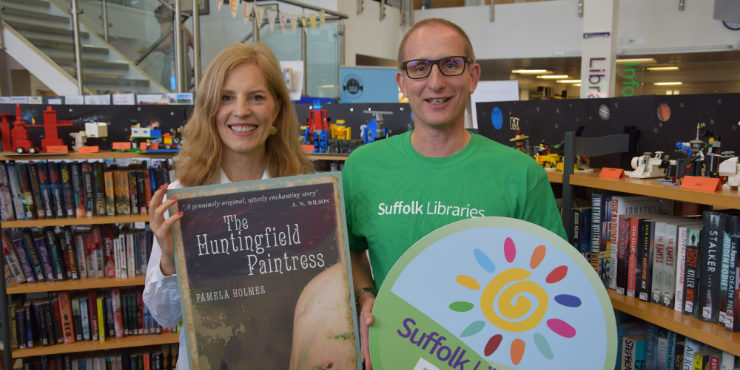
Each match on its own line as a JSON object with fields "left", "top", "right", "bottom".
{"left": 401, "top": 56, "right": 472, "bottom": 79}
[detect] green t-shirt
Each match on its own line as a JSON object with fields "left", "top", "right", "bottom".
{"left": 342, "top": 131, "right": 567, "bottom": 288}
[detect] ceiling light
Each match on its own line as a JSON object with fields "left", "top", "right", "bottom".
{"left": 646, "top": 66, "right": 679, "bottom": 71}
{"left": 536, "top": 75, "right": 569, "bottom": 79}
{"left": 574, "top": 83, "right": 581, "bottom": 87}
{"left": 654, "top": 82, "right": 682, "bottom": 86}
{"left": 616, "top": 58, "right": 657, "bottom": 64}
{"left": 556, "top": 79, "right": 582, "bottom": 83}
{"left": 512, "top": 69, "right": 551, "bottom": 74}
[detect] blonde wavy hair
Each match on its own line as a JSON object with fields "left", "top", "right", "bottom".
{"left": 175, "top": 43, "right": 313, "bottom": 186}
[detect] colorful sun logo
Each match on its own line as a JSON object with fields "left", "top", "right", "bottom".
{"left": 450, "top": 237, "right": 582, "bottom": 366}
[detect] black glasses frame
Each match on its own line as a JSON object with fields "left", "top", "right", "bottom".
{"left": 401, "top": 56, "right": 473, "bottom": 79}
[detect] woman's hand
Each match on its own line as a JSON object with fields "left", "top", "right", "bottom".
{"left": 148, "top": 184, "right": 183, "bottom": 276}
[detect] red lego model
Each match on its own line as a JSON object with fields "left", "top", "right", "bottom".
{"left": 1, "top": 104, "right": 73, "bottom": 154}
{"left": 304, "top": 102, "right": 330, "bottom": 153}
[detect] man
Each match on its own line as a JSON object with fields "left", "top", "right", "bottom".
{"left": 341, "top": 18, "right": 567, "bottom": 367}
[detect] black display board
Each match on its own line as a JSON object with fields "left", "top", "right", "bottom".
{"left": 0, "top": 103, "right": 191, "bottom": 152}
{"left": 475, "top": 93, "right": 740, "bottom": 160}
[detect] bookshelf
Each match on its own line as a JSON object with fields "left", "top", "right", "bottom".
{"left": 0, "top": 152, "right": 177, "bottom": 370}
{"left": 11, "top": 332, "right": 179, "bottom": 359}
{"left": 1, "top": 215, "right": 149, "bottom": 228}
{"left": 559, "top": 169, "right": 740, "bottom": 357}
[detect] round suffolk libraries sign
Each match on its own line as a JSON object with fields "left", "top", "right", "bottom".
{"left": 369, "top": 217, "right": 617, "bottom": 370}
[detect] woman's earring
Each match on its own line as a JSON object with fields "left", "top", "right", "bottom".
{"left": 270, "top": 126, "right": 277, "bottom": 135}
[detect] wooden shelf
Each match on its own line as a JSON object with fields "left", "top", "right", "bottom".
{"left": 0, "top": 151, "right": 176, "bottom": 161}
{"left": 6, "top": 276, "right": 145, "bottom": 294}
{"left": 546, "top": 170, "right": 563, "bottom": 183}
{"left": 569, "top": 171, "right": 740, "bottom": 209}
{"left": 608, "top": 289, "right": 740, "bottom": 356}
{"left": 1, "top": 214, "right": 149, "bottom": 229}
{"left": 11, "top": 332, "right": 178, "bottom": 359}
{"left": 306, "top": 153, "right": 348, "bottom": 161}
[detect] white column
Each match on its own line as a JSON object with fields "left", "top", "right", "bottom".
{"left": 580, "top": 0, "right": 619, "bottom": 98}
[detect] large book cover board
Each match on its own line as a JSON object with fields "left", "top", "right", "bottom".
{"left": 168, "top": 173, "right": 360, "bottom": 370}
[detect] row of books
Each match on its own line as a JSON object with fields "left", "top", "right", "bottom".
{"left": 0, "top": 159, "right": 173, "bottom": 221}
{"left": 571, "top": 194, "right": 740, "bottom": 331}
{"left": 617, "top": 320, "right": 738, "bottom": 370}
{"left": 20, "top": 344, "right": 178, "bottom": 370}
{"left": 1, "top": 225, "right": 152, "bottom": 284}
{"left": 9, "top": 288, "right": 174, "bottom": 351}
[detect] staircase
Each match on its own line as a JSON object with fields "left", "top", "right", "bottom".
{"left": 0, "top": 0, "right": 167, "bottom": 95}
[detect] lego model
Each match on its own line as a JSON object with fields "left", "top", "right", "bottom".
{"left": 509, "top": 131, "right": 529, "bottom": 153}
{"left": 70, "top": 122, "right": 109, "bottom": 152}
{"left": 625, "top": 152, "right": 665, "bottom": 179}
{"left": 303, "top": 101, "right": 330, "bottom": 153}
{"left": 719, "top": 156, "right": 740, "bottom": 189}
{"left": 360, "top": 110, "right": 393, "bottom": 144}
{"left": 672, "top": 122, "right": 708, "bottom": 180}
{"left": 1, "top": 104, "right": 73, "bottom": 153}
{"left": 331, "top": 119, "right": 351, "bottom": 140}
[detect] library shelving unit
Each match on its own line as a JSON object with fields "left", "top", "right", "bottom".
{"left": 0, "top": 151, "right": 179, "bottom": 370}
{"left": 562, "top": 170, "right": 740, "bottom": 357}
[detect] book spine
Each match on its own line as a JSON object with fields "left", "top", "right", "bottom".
{"left": 683, "top": 227, "right": 702, "bottom": 316}
{"left": 22, "top": 229, "right": 45, "bottom": 282}
{"left": 129, "top": 170, "right": 140, "bottom": 215}
{"left": 638, "top": 219, "right": 654, "bottom": 302}
{"left": 10, "top": 230, "right": 35, "bottom": 283}
{"left": 58, "top": 293, "right": 75, "bottom": 343}
{"left": 0, "top": 162, "right": 16, "bottom": 221}
{"left": 48, "top": 161, "right": 66, "bottom": 218}
{"left": 73, "top": 232, "right": 88, "bottom": 279}
{"left": 103, "top": 225, "right": 116, "bottom": 278}
{"left": 111, "top": 288, "right": 124, "bottom": 338}
{"left": 60, "top": 227, "right": 79, "bottom": 280}
{"left": 71, "top": 296, "right": 82, "bottom": 341}
{"left": 616, "top": 216, "right": 631, "bottom": 295}
{"left": 137, "top": 169, "right": 148, "bottom": 215}
{"left": 16, "top": 162, "right": 36, "bottom": 219}
{"left": 663, "top": 222, "right": 678, "bottom": 307}
{"left": 699, "top": 210, "right": 724, "bottom": 322}
{"left": 81, "top": 162, "right": 95, "bottom": 216}
{"left": 590, "top": 193, "right": 603, "bottom": 273}
{"left": 652, "top": 221, "right": 666, "bottom": 304}
{"left": 104, "top": 170, "right": 116, "bottom": 216}
{"left": 26, "top": 162, "right": 46, "bottom": 219}
{"left": 23, "top": 301, "right": 34, "bottom": 348}
{"left": 44, "top": 228, "right": 66, "bottom": 281}
{"left": 97, "top": 296, "right": 106, "bottom": 342}
{"left": 724, "top": 216, "right": 739, "bottom": 330}
{"left": 32, "top": 229, "right": 56, "bottom": 282}
{"left": 627, "top": 217, "right": 639, "bottom": 297}
{"left": 91, "top": 226, "right": 105, "bottom": 278}
{"left": 608, "top": 197, "right": 618, "bottom": 289}
{"left": 2, "top": 229, "right": 26, "bottom": 283}
{"left": 79, "top": 296, "right": 90, "bottom": 341}
{"left": 88, "top": 290, "right": 99, "bottom": 341}
{"left": 127, "top": 233, "right": 136, "bottom": 278}
{"left": 674, "top": 226, "right": 689, "bottom": 312}
{"left": 93, "top": 161, "right": 107, "bottom": 217}
{"left": 6, "top": 162, "right": 26, "bottom": 220}
{"left": 60, "top": 162, "right": 76, "bottom": 217}
{"left": 51, "top": 296, "right": 63, "bottom": 344}
{"left": 32, "top": 300, "right": 48, "bottom": 346}
{"left": 15, "top": 307, "right": 26, "bottom": 349}
{"left": 70, "top": 161, "right": 86, "bottom": 218}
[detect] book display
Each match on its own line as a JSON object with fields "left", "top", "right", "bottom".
{"left": 550, "top": 171, "right": 740, "bottom": 361}
{"left": 0, "top": 151, "right": 180, "bottom": 369}
{"left": 167, "top": 172, "right": 360, "bottom": 370}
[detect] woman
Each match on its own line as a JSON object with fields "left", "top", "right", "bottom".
{"left": 142, "top": 42, "right": 313, "bottom": 370}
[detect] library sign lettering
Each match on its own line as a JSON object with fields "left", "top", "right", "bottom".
{"left": 370, "top": 217, "right": 618, "bottom": 370}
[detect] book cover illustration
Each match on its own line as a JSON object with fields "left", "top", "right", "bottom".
{"left": 168, "top": 173, "right": 360, "bottom": 370}
{"left": 369, "top": 217, "right": 617, "bottom": 370}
